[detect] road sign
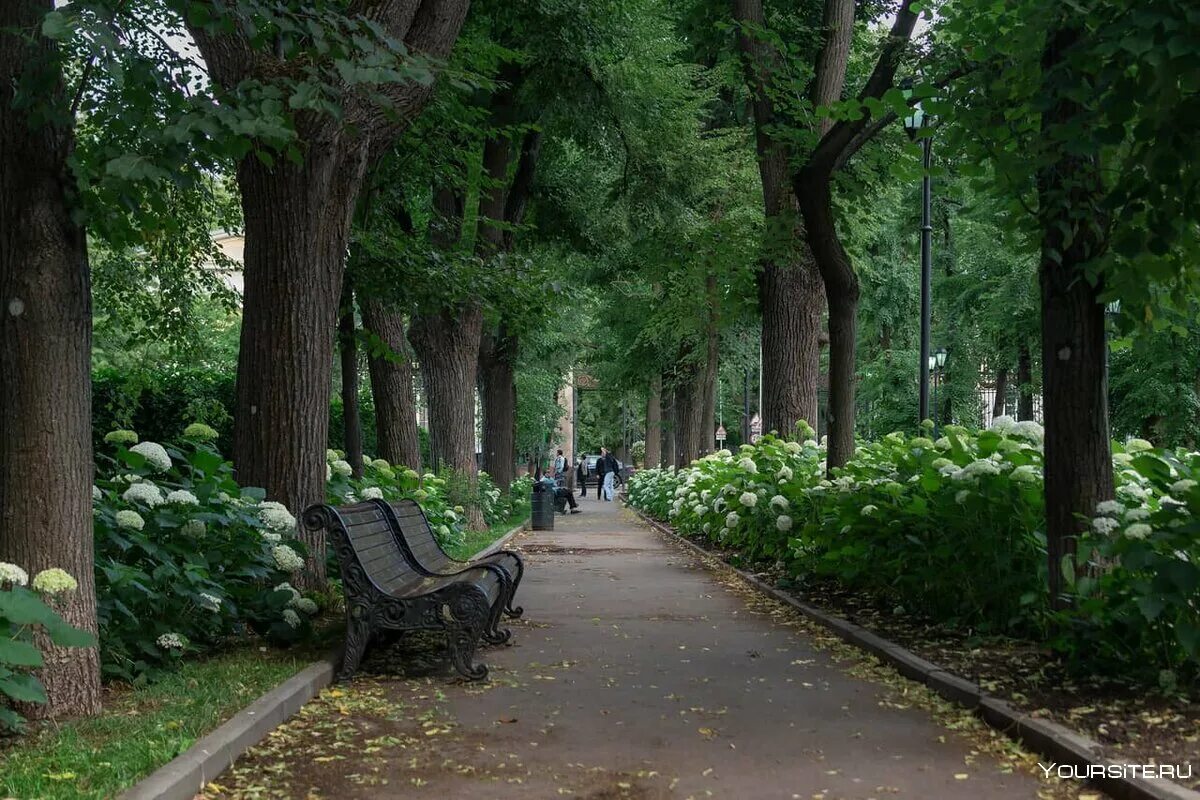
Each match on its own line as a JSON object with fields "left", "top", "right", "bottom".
{"left": 750, "top": 414, "right": 762, "bottom": 443}
{"left": 715, "top": 425, "right": 726, "bottom": 443}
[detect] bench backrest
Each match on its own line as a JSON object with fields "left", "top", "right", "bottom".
{"left": 307, "top": 502, "right": 422, "bottom": 595}
{"left": 387, "top": 499, "right": 453, "bottom": 571}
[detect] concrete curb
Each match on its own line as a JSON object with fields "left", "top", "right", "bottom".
{"left": 471, "top": 517, "right": 530, "bottom": 561}
{"left": 120, "top": 650, "right": 339, "bottom": 800}
{"left": 626, "top": 503, "right": 1200, "bottom": 800}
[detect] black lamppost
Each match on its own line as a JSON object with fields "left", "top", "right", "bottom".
{"left": 929, "top": 347, "right": 947, "bottom": 435}
{"left": 904, "top": 96, "right": 933, "bottom": 427}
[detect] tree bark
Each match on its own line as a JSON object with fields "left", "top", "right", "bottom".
{"left": 645, "top": 374, "right": 662, "bottom": 467}
{"left": 1038, "top": 22, "right": 1113, "bottom": 610}
{"left": 992, "top": 366, "right": 1008, "bottom": 420}
{"left": 662, "top": 387, "right": 677, "bottom": 468}
{"left": 189, "top": 0, "right": 470, "bottom": 589}
{"left": 1018, "top": 343, "right": 1035, "bottom": 420}
{"left": 733, "top": 0, "right": 824, "bottom": 438}
{"left": 700, "top": 274, "right": 719, "bottom": 454}
{"left": 478, "top": 325, "right": 517, "bottom": 490}
{"left": 674, "top": 360, "right": 704, "bottom": 467}
{"left": 361, "top": 298, "right": 422, "bottom": 470}
{"left": 0, "top": 0, "right": 101, "bottom": 718}
{"left": 795, "top": 176, "right": 860, "bottom": 473}
{"left": 338, "top": 280, "right": 364, "bottom": 477}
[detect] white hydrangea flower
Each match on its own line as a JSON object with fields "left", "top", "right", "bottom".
{"left": 990, "top": 415, "right": 1016, "bottom": 434}
{"left": 934, "top": 437, "right": 950, "bottom": 450}
{"left": 0, "top": 563, "right": 28, "bottom": 587}
{"left": 737, "top": 458, "right": 758, "bottom": 474}
{"left": 1124, "top": 507, "right": 1151, "bottom": 521}
{"left": 1117, "top": 483, "right": 1150, "bottom": 501}
{"left": 784, "top": 441, "right": 802, "bottom": 454}
{"left": 700, "top": 490, "right": 712, "bottom": 503}
{"left": 262, "top": 531, "right": 282, "bottom": 544}
{"left": 181, "top": 519, "right": 206, "bottom": 537}
{"left": 1125, "top": 439, "right": 1153, "bottom": 453}
{"left": 702, "top": 522, "right": 711, "bottom": 534}
{"left": 1161, "top": 495, "right": 1187, "bottom": 509}
{"left": 92, "top": 485, "right": 102, "bottom": 501}
{"left": 776, "top": 466, "right": 793, "bottom": 482}
{"left": 282, "top": 609, "right": 302, "bottom": 628}
{"left": 776, "top": 515, "right": 793, "bottom": 532}
{"left": 443, "top": 509, "right": 458, "bottom": 522}
{"left": 955, "top": 490, "right": 970, "bottom": 504}
{"left": 130, "top": 441, "right": 172, "bottom": 472}
{"left": 331, "top": 460, "right": 353, "bottom": 478}
{"left": 293, "top": 597, "right": 318, "bottom": 615}
{"left": 964, "top": 459, "right": 1002, "bottom": 478}
{"left": 157, "top": 632, "right": 186, "bottom": 650}
{"left": 1170, "top": 479, "right": 1197, "bottom": 494}
{"left": 1095, "top": 500, "right": 1125, "bottom": 517}
{"left": 259, "top": 502, "right": 296, "bottom": 533}
{"left": 725, "top": 511, "right": 740, "bottom": 529}
{"left": 861, "top": 504, "right": 878, "bottom": 516}
{"left": 274, "top": 581, "right": 300, "bottom": 601}
{"left": 769, "top": 495, "right": 788, "bottom": 510}
{"left": 326, "top": 449, "right": 339, "bottom": 462}
{"left": 326, "top": 463, "right": 332, "bottom": 482}
{"left": 122, "top": 482, "right": 164, "bottom": 508}
{"left": 198, "top": 592, "right": 222, "bottom": 611}
{"left": 165, "top": 490, "right": 199, "bottom": 506}
{"left": 361, "top": 486, "right": 384, "bottom": 501}
{"left": 738, "top": 491, "right": 758, "bottom": 508}
{"left": 437, "top": 525, "right": 451, "bottom": 537}
{"left": 1010, "top": 465, "right": 1041, "bottom": 483}
{"left": 1112, "top": 452, "right": 1133, "bottom": 466}
{"left": 693, "top": 504, "right": 707, "bottom": 516}
{"left": 272, "top": 545, "right": 305, "bottom": 572}
{"left": 371, "top": 458, "right": 390, "bottom": 470}
{"left": 115, "top": 510, "right": 145, "bottom": 530}
{"left": 105, "top": 429, "right": 139, "bottom": 445}
{"left": 712, "top": 498, "right": 725, "bottom": 514}
{"left": 1124, "top": 524, "right": 1152, "bottom": 540}
{"left": 31, "top": 568, "right": 77, "bottom": 596}
{"left": 1092, "top": 517, "right": 1120, "bottom": 535}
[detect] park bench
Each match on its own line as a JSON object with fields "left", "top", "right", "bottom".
{"left": 303, "top": 501, "right": 509, "bottom": 682}
{"left": 377, "top": 498, "right": 525, "bottom": 619}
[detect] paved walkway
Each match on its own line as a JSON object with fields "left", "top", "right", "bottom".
{"left": 211, "top": 497, "right": 1066, "bottom": 799}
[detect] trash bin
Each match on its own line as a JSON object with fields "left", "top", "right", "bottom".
{"left": 531, "top": 485, "right": 555, "bottom": 530}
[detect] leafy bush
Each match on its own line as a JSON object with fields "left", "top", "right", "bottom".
{"left": 93, "top": 429, "right": 318, "bottom": 682}
{"left": 0, "top": 567, "right": 94, "bottom": 730}
{"left": 627, "top": 418, "right": 1200, "bottom": 685}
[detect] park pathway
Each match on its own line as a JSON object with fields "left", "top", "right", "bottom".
{"left": 211, "top": 497, "right": 1066, "bottom": 799}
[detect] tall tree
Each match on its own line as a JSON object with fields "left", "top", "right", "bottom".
{"left": 361, "top": 297, "right": 422, "bottom": 470}
{"left": 793, "top": 0, "right": 919, "bottom": 472}
{"left": 732, "top": 0, "right": 824, "bottom": 438}
{"left": 0, "top": 0, "right": 101, "bottom": 718}
{"left": 187, "top": 0, "right": 469, "bottom": 586}
{"left": 337, "top": 281, "right": 364, "bottom": 477}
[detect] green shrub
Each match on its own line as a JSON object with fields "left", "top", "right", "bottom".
{"left": 93, "top": 433, "right": 318, "bottom": 682}
{"left": 0, "top": 568, "right": 94, "bottom": 730}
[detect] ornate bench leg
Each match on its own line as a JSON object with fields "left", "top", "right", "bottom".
{"left": 443, "top": 591, "right": 489, "bottom": 681}
{"left": 503, "top": 555, "right": 525, "bottom": 618}
{"left": 339, "top": 606, "right": 372, "bottom": 682}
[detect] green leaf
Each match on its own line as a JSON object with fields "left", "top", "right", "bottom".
{"left": 45, "top": 620, "right": 96, "bottom": 649}
{"left": 0, "top": 673, "right": 47, "bottom": 704}
{"left": 0, "top": 589, "right": 56, "bottom": 626}
{"left": 0, "top": 639, "right": 43, "bottom": 668}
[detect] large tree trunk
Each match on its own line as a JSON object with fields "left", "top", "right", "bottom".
{"left": 796, "top": 177, "right": 859, "bottom": 474}
{"left": 190, "top": 0, "right": 470, "bottom": 589}
{"left": 992, "top": 366, "right": 1008, "bottom": 420}
{"left": 645, "top": 374, "right": 662, "bottom": 467}
{"left": 338, "top": 280, "right": 364, "bottom": 477}
{"left": 734, "top": 0, "right": 824, "bottom": 438}
{"left": 674, "top": 362, "right": 704, "bottom": 467}
{"left": 1018, "top": 343, "right": 1035, "bottom": 420}
{"left": 478, "top": 325, "right": 516, "bottom": 490}
{"left": 662, "top": 387, "right": 677, "bottom": 467}
{"left": 361, "top": 298, "right": 422, "bottom": 470}
{"left": 233, "top": 146, "right": 368, "bottom": 588}
{"left": 700, "top": 275, "right": 719, "bottom": 455}
{"left": 1038, "top": 22, "right": 1113, "bottom": 610}
{"left": 0, "top": 1, "right": 101, "bottom": 718}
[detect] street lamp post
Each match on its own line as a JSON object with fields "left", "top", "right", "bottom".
{"left": 904, "top": 96, "right": 933, "bottom": 428}
{"left": 929, "top": 347, "right": 948, "bottom": 435}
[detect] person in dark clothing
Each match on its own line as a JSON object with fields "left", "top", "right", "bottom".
{"left": 576, "top": 457, "right": 588, "bottom": 498}
{"left": 595, "top": 447, "right": 609, "bottom": 500}
{"left": 602, "top": 450, "right": 620, "bottom": 500}
{"left": 538, "top": 471, "right": 579, "bottom": 513}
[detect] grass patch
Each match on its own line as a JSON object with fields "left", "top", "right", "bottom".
{"left": 446, "top": 510, "right": 529, "bottom": 561}
{"left": 0, "top": 644, "right": 314, "bottom": 800}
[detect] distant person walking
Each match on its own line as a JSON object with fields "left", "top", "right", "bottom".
{"left": 596, "top": 448, "right": 609, "bottom": 501}
{"left": 576, "top": 456, "right": 588, "bottom": 498}
{"left": 601, "top": 447, "right": 619, "bottom": 501}
{"left": 553, "top": 449, "right": 567, "bottom": 477}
